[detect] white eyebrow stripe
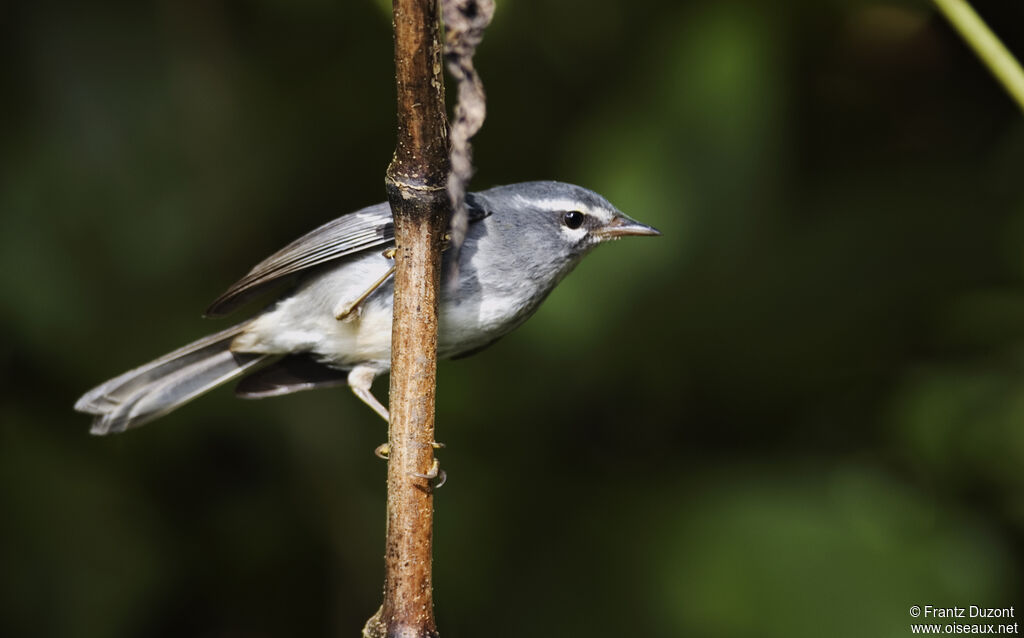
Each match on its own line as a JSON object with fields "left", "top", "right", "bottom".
{"left": 520, "top": 197, "right": 589, "bottom": 212}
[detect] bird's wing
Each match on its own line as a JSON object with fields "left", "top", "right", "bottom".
{"left": 234, "top": 354, "right": 350, "bottom": 398}
{"left": 206, "top": 197, "right": 492, "bottom": 317}
{"left": 206, "top": 203, "right": 395, "bottom": 316}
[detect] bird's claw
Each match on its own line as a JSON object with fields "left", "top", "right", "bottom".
{"left": 376, "top": 441, "right": 441, "bottom": 459}
{"left": 377, "top": 443, "right": 447, "bottom": 488}
{"left": 412, "top": 459, "right": 440, "bottom": 479}
{"left": 411, "top": 459, "right": 447, "bottom": 489}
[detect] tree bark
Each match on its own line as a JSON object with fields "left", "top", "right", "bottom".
{"left": 364, "top": 0, "right": 450, "bottom": 637}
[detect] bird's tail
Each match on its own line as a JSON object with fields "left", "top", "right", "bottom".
{"left": 75, "top": 322, "right": 271, "bottom": 435}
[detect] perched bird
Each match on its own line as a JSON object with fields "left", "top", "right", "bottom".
{"left": 76, "top": 181, "right": 659, "bottom": 434}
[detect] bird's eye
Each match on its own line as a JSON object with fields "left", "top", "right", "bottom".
{"left": 563, "top": 211, "right": 585, "bottom": 229}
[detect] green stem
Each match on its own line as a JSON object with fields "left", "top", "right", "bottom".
{"left": 932, "top": 0, "right": 1024, "bottom": 114}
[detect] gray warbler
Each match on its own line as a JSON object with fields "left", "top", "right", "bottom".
{"left": 76, "top": 181, "right": 659, "bottom": 434}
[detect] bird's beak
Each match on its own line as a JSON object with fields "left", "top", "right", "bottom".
{"left": 593, "top": 214, "right": 661, "bottom": 240}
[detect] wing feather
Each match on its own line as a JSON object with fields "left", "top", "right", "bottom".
{"left": 206, "top": 203, "right": 394, "bottom": 316}
{"left": 205, "top": 196, "right": 491, "bottom": 316}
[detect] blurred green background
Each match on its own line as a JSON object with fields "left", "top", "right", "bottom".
{"left": 2, "top": 0, "right": 1023, "bottom": 636}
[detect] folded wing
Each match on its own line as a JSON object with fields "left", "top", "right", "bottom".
{"left": 206, "top": 203, "right": 395, "bottom": 316}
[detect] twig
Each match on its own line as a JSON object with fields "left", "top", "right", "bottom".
{"left": 932, "top": 0, "right": 1024, "bottom": 114}
{"left": 363, "top": 0, "right": 451, "bottom": 636}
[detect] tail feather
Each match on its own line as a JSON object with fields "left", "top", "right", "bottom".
{"left": 76, "top": 323, "right": 272, "bottom": 435}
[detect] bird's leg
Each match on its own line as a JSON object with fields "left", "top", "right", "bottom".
{"left": 347, "top": 350, "right": 444, "bottom": 467}
{"left": 348, "top": 365, "right": 389, "bottom": 421}
{"left": 347, "top": 365, "right": 392, "bottom": 459}
{"left": 334, "top": 248, "right": 397, "bottom": 320}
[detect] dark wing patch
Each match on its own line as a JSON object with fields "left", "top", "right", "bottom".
{"left": 235, "top": 354, "right": 349, "bottom": 398}
{"left": 206, "top": 203, "right": 394, "bottom": 316}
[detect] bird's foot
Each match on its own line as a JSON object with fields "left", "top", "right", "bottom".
{"left": 374, "top": 440, "right": 443, "bottom": 460}
{"left": 411, "top": 458, "right": 447, "bottom": 489}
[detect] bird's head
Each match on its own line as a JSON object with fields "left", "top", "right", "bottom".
{"left": 475, "top": 181, "right": 659, "bottom": 262}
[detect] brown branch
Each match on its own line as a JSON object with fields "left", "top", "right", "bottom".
{"left": 363, "top": 1, "right": 450, "bottom": 637}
